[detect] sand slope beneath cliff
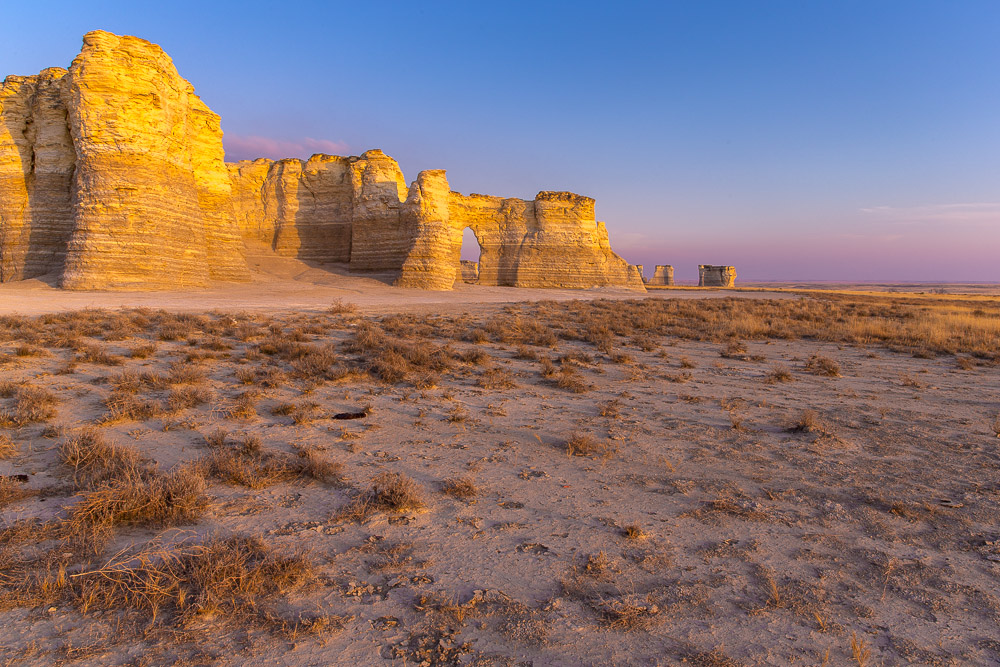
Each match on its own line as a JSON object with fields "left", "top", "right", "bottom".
{"left": 0, "top": 253, "right": 787, "bottom": 317}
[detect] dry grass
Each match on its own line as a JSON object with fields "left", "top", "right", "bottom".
{"left": 203, "top": 434, "right": 341, "bottom": 488}
{"left": 554, "top": 365, "right": 592, "bottom": 393}
{"left": 65, "top": 467, "right": 207, "bottom": 551}
{"left": 622, "top": 524, "right": 649, "bottom": 540}
{"left": 788, "top": 409, "right": 824, "bottom": 434}
{"left": 764, "top": 365, "right": 793, "bottom": 384}
{"left": 56, "top": 429, "right": 207, "bottom": 550}
{"left": 0, "top": 433, "right": 16, "bottom": 459}
{"left": 564, "top": 432, "right": 614, "bottom": 459}
{"left": 475, "top": 366, "right": 518, "bottom": 390}
{"left": 440, "top": 476, "right": 478, "bottom": 500}
{"left": 335, "top": 472, "right": 425, "bottom": 522}
{"left": 69, "top": 535, "right": 316, "bottom": 629}
{"left": 0, "top": 385, "right": 59, "bottom": 426}
{"left": 805, "top": 355, "right": 841, "bottom": 377}
{"left": 0, "top": 476, "right": 36, "bottom": 508}
{"left": 102, "top": 389, "right": 162, "bottom": 423}
{"left": 60, "top": 429, "right": 146, "bottom": 487}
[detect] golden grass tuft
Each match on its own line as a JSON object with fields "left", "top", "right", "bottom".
{"left": 70, "top": 534, "right": 314, "bottom": 628}
{"left": 564, "top": 432, "right": 615, "bottom": 459}
{"left": 335, "top": 472, "right": 425, "bottom": 522}
{"left": 805, "top": 355, "right": 841, "bottom": 377}
{"left": 440, "top": 475, "right": 478, "bottom": 500}
{"left": 0, "top": 385, "right": 59, "bottom": 426}
{"left": 0, "top": 433, "right": 16, "bottom": 459}
{"left": 65, "top": 467, "right": 207, "bottom": 551}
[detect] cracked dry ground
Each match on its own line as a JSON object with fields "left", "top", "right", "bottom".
{"left": 0, "top": 295, "right": 998, "bottom": 666}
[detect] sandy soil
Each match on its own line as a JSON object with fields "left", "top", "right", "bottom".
{"left": 0, "top": 254, "right": 802, "bottom": 318}
{"left": 0, "top": 276, "right": 998, "bottom": 666}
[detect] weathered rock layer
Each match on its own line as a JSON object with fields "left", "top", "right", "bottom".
{"left": 698, "top": 265, "right": 737, "bottom": 287}
{"left": 1, "top": 31, "right": 642, "bottom": 292}
{"left": 1, "top": 31, "right": 250, "bottom": 288}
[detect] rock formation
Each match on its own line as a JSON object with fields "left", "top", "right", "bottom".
{"left": 698, "top": 265, "right": 736, "bottom": 287}
{"left": 459, "top": 260, "right": 479, "bottom": 283}
{"left": 1, "top": 31, "right": 642, "bottom": 292}
{"left": 1, "top": 31, "right": 249, "bottom": 288}
{"left": 646, "top": 265, "right": 674, "bottom": 286}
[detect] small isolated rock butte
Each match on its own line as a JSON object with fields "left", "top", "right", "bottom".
{"left": 0, "top": 31, "right": 644, "bottom": 292}
{"left": 698, "top": 265, "right": 737, "bottom": 287}
{"left": 645, "top": 264, "right": 674, "bottom": 286}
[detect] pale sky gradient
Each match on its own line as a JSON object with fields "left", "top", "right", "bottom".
{"left": 4, "top": 1, "right": 998, "bottom": 282}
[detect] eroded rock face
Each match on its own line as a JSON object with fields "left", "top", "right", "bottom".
{"left": 698, "top": 265, "right": 736, "bottom": 287}
{"left": 0, "top": 68, "right": 75, "bottom": 282}
{"left": 1, "top": 30, "right": 641, "bottom": 292}
{"left": 0, "top": 30, "right": 250, "bottom": 289}
{"left": 647, "top": 265, "right": 674, "bottom": 286}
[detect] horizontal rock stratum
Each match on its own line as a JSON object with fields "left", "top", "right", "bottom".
{"left": 1, "top": 31, "right": 644, "bottom": 291}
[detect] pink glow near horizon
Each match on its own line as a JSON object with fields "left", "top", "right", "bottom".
{"left": 223, "top": 134, "right": 349, "bottom": 162}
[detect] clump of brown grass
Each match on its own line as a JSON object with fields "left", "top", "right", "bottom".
{"left": 0, "top": 385, "right": 59, "bottom": 426}
{"left": 167, "top": 386, "right": 213, "bottom": 412}
{"left": 129, "top": 342, "right": 158, "bottom": 359}
{"left": 71, "top": 535, "right": 314, "bottom": 629}
{"left": 850, "top": 631, "right": 872, "bottom": 666}
{"left": 60, "top": 428, "right": 146, "bottom": 487}
{"left": 335, "top": 472, "right": 425, "bottom": 522}
{"left": 513, "top": 345, "right": 538, "bottom": 360}
{"left": 592, "top": 594, "right": 661, "bottom": 630}
{"left": 804, "top": 355, "right": 840, "bottom": 377}
{"left": 14, "top": 343, "right": 46, "bottom": 357}
{"left": 293, "top": 445, "right": 344, "bottom": 484}
{"left": 990, "top": 412, "right": 1000, "bottom": 439}
{"left": 0, "top": 433, "right": 16, "bottom": 459}
{"left": 476, "top": 367, "right": 518, "bottom": 390}
{"left": 328, "top": 298, "right": 358, "bottom": 315}
{"left": 622, "top": 524, "right": 648, "bottom": 541}
{"left": 65, "top": 467, "right": 207, "bottom": 551}
{"left": 565, "top": 432, "right": 615, "bottom": 459}
{"left": 226, "top": 391, "right": 260, "bottom": 421}
{"left": 102, "top": 389, "right": 162, "bottom": 423}
{"left": 203, "top": 435, "right": 295, "bottom": 489}
{"left": 0, "top": 476, "right": 36, "bottom": 509}
{"left": 560, "top": 552, "right": 660, "bottom": 630}
{"left": 764, "top": 365, "right": 793, "bottom": 384}
{"left": 57, "top": 429, "right": 207, "bottom": 551}
{"left": 440, "top": 476, "right": 478, "bottom": 500}
{"left": 75, "top": 343, "right": 125, "bottom": 366}
{"left": 554, "top": 365, "right": 592, "bottom": 393}
{"left": 599, "top": 399, "right": 623, "bottom": 418}
{"left": 203, "top": 435, "right": 340, "bottom": 488}
{"left": 446, "top": 404, "right": 470, "bottom": 423}
{"left": 788, "top": 409, "right": 824, "bottom": 434}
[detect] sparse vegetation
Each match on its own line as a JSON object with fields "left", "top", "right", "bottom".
{"left": 805, "top": 355, "right": 841, "bottom": 377}
{"left": 335, "top": 472, "right": 425, "bottom": 522}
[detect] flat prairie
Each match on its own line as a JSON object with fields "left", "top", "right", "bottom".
{"left": 1, "top": 287, "right": 998, "bottom": 666}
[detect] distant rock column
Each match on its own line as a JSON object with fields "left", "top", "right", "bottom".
{"left": 698, "top": 265, "right": 736, "bottom": 287}
{"left": 648, "top": 265, "right": 673, "bottom": 286}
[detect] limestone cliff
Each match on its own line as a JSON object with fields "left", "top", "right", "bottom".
{"left": 698, "top": 265, "right": 737, "bottom": 287}
{"left": 0, "top": 30, "right": 250, "bottom": 289}
{"left": 646, "top": 265, "right": 674, "bottom": 286}
{"left": 1, "top": 30, "right": 642, "bottom": 292}
{"left": 0, "top": 68, "right": 75, "bottom": 282}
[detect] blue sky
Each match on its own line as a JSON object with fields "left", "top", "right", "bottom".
{"left": 5, "top": 1, "right": 999, "bottom": 282}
